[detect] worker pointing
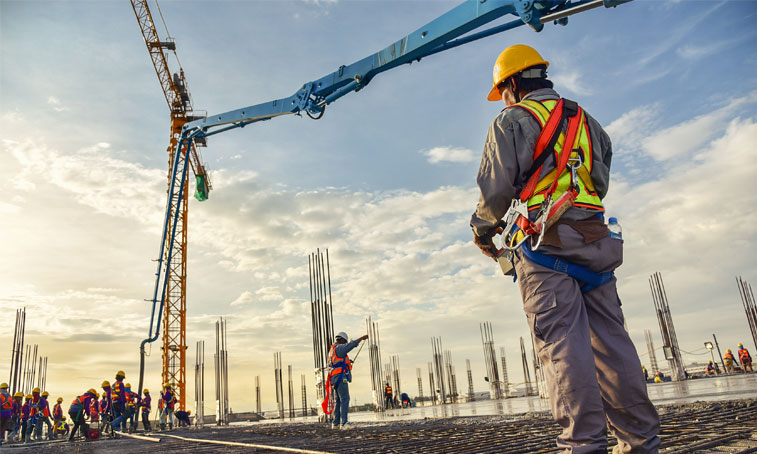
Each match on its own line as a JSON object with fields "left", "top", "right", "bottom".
{"left": 471, "top": 44, "right": 660, "bottom": 453}
{"left": 327, "top": 331, "right": 368, "bottom": 429}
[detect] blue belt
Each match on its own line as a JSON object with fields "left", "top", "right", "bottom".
{"left": 520, "top": 245, "right": 614, "bottom": 293}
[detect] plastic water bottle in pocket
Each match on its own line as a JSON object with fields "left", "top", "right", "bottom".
{"left": 608, "top": 217, "right": 622, "bottom": 240}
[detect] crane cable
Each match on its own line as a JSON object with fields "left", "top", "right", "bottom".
{"left": 153, "top": 0, "right": 184, "bottom": 71}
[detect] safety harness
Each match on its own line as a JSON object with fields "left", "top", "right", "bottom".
{"left": 492, "top": 97, "right": 613, "bottom": 293}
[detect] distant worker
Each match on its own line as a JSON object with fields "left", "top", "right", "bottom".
{"left": 738, "top": 343, "right": 753, "bottom": 372}
{"left": 724, "top": 349, "right": 740, "bottom": 373}
{"left": 54, "top": 416, "right": 70, "bottom": 438}
{"left": 642, "top": 365, "right": 648, "bottom": 382}
{"left": 10, "top": 392, "right": 23, "bottom": 442}
{"left": 68, "top": 389, "right": 97, "bottom": 442}
{"left": 384, "top": 382, "right": 394, "bottom": 409}
{"left": 52, "top": 397, "right": 63, "bottom": 439}
{"left": 141, "top": 389, "right": 152, "bottom": 432}
{"left": 124, "top": 383, "right": 138, "bottom": 432}
{"left": 0, "top": 383, "right": 12, "bottom": 446}
{"left": 35, "top": 391, "right": 53, "bottom": 440}
{"left": 20, "top": 394, "right": 32, "bottom": 443}
{"left": 26, "top": 387, "right": 41, "bottom": 441}
{"left": 175, "top": 409, "right": 191, "bottom": 427}
{"left": 327, "top": 331, "right": 368, "bottom": 430}
{"left": 90, "top": 392, "right": 100, "bottom": 425}
{"left": 471, "top": 45, "right": 660, "bottom": 453}
{"left": 101, "top": 380, "right": 112, "bottom": 433}
{"left": 400, "top": 392, "right": 412, "bottom": 408}
{"left": 110, "top": 371, "right": 128, "bottom": 433}
{"left": 706, "top": 361, "right": 718, "bottom": 376}
{"left": 160, "top": 383, "right": 177, "bottom": 431}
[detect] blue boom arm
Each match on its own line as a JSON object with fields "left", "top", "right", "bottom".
{"left": 138, "top": 0, "right": 631, "bottom": 397}
{"left": 182, "top": 0, "right": 629, "bottom": 141}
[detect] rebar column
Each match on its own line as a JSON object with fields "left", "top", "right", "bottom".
{"left": 416, "top": 367, "right": 424, "bottom": 406}
{"left": 736, "top": 276, "right": 757, "bottom": 350}
{"left": 255, "top": 376, "right": 261, "bottom": 415}
{"left": 274, "top": 352, "right": 284, "bottom": 419}
{"left": 366, "top": 317, "right": 384, "bottom": 412}
{"left": 650, "top": 272, "right": 685, "bottom": 381}
{"left": 214, "top": 318, "right": 229, "bottom": 425}
{"left": 309, "top": 249, "right": 335, "bottom": 422}
{"left": 644, "top": 329, "right": 660, "bottom": 374}
{"left": 520, "top": 337, "right": 534, "bottom": 396}
{"left": 427, "top": 362, "right": 436, "bottom": 405}
{"left": 499, "top": 346, "right": 510, "bottom": 398}
{"left": 480, "top": 322, "right": 502, "bottom": 399}
{"left": 431, "top": 337, "right": 447, "bottom": 404}
{"left": 301, "top": 374, "right": 308, "bottom": 417}
{"left": 194, "top": 340, "right": 205, "bottom": 427}
{"left": 466, "top": 359, "right": 474, "bottom": 402}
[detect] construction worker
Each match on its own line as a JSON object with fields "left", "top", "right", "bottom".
{"left": 400, "top": 392, "right": 412, "bottom": 408}
{"left": 328, "top": 331, "right": 368, "bottom": 430}
{"left": 175, "top": 409, "right": 191, "bottom": 427}
{"left": 110, "top": 370, "right": 128, "bottom": 433}
{"left": 141, "top": 389, "right": 152, "bottom": 432}
{"left": 124, "top": 383, "right": 138, "bottom": 432}
{"left": 706, "top": 360, "right": 718, "bottom": 375}
{"left": 100, "top": 380, "right": 112, "bottom": 436}
{"left": 26, "top": 387, "right": 40, "bottom": 441}
{"left": 471, "top": 44, "right": 660, "bottom": 453}
{"left": 52, "top": 397, "right": 63, "bottom": 439}
{"left": 20, "top": 394, "right": 31, "bottom": 442}
{"left": 160, "top": 383, "right": 176, "bottom": 430}
{"left": 738, "top": 343, "right": 753, "bottom": 372}
{"left": 34, "top": 391, "right": 53, "bottom": 440}
{"left": 10, "top": 392, "right": 23, "bottom": 442}
{"left": 0, "top": 383, "right": 12, "bottom": 446}
{"left": 384, "top": 381, "right": 394, "bottom": 409}
{"left": 54, "top": 416, "right": 69, "bottom": 438}
{"left": 68, "top": 389, "right": 97, "bottom": 442}
{"left": 90, "top": 392, "right": 100, "bottom": 427}
{"left": 724, "top": 349, "right": 740, "bottom": 373}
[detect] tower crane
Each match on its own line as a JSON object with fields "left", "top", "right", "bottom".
{"left": 130, "top": 0, "right": 211, "bottom": 411}
{"left": 136, "top": 0, "right": 632, "bottom": 404}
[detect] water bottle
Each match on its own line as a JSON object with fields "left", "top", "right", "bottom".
{"left": 608, "top": 217, "right": 622, "bottom": 240}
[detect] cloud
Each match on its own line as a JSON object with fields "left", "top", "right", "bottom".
{"left": 47, "top": 95, "right": 69, "bottom": 112}
{"left": 230, "top": 290, "right": 255, "bottom": 306}
{"left": 551, "top": 70, "right": 593, "bottom": 97}
{"left": 422, "top": 146, "right": 476, "bottom": 164}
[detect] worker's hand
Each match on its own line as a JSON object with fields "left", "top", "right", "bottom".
{"left": 473, "top": 227, "right": 503, "bottom": 262}
{"left": 358, "top": 334, "right": 369, "bottom": 342}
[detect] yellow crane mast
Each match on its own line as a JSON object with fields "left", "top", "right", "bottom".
{"left": 130, "top": 0, "right": 211, "bottom": 411}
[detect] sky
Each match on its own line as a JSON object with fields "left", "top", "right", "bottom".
{"left": 1, "top": 0, "right": 756, "bottom": 415}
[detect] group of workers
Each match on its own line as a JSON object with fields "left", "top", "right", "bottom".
{"left": 707, "top": 344, "right": 753, "bottom": 375}
{"left": 382, "top": 382, "right": 412, "bottom": 409}
{"left": 0, "top": 370, "right": 192, "bottom": 445}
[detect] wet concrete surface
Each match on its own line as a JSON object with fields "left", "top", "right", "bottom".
{"left": 4, "top": 375, "right": 755, "bottom": 453}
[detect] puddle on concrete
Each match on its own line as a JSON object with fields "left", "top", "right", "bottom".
{"left": 240, "top": 373, "right": 757, "bottom": 425}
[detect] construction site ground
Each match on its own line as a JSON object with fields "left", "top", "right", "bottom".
{"left": 7, "top": 398, "right": 757, "bottom": 454}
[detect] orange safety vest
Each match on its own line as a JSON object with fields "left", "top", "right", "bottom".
{"left": 511, "top": 98, "right": 604, "bottom": 212}
{"left": 739, "top": 348, "right": 751, "bottom": 361}
{"left": 385, "top": 385, "right": 392, "bottom": 395}
{"left": 724, "top": 352, "right": 735, "bottom": 362}
{"left": 328, "top": 344, "right": 352, "bottom": 376}
{"left": 0, "top": 393, "right": 12, "bottom": 411}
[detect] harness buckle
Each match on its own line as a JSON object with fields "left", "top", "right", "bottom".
{"left": 567, "top": 153, "right": 582, "bottom": 191}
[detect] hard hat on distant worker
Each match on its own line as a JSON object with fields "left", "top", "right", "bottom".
{"left": 727, "top": 349, "right": 732, "bottom": 353}
{"left": 0, "top": 383, "right": 7, "bottom": 389}
{"left": 144, "top": 389, "right": 150, "bottom": 394}
{"left": 738, "top": 343, "right": 743, "bottom": 347}
{"left": 25, "top": 394, "right": 32, "bottom": 400}
{"left": 32, "top": 387, "right": 40, "bottom": 394}
{"left": 335, "top": 332, "right": 348, "bottom": 341}
{"left": 57, "top": 397, "right": 63, "bottom": 402}
{"left": 125, "top": 383, "right": 131, "bottom": 389}
{"left": 41, "top": 391, "right": 49, "bottom": 397}
{"left": 487, "top": 44, "right": 549, "bottom": 101}
{"left": 14, "top": 392, "right": 23, "bottom": 398}
{"left": 102, "top": 380, "right": 111, "bottom": 388}
{"left": 87, "top": 388, "right": 98, "bottom": 397}
{"left": 116, "top": 371, "right": 126, "bottom": 378}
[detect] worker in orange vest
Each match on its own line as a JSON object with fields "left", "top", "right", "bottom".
{"left": 327, "top": 331, "right": 368, "bottom": 430}
{"left": 738, "top": 344, "right": 753, "bottom": 372}
{"left": 52, "top": 397, "right": 64, "bottom": 439}
{"left": 0, "top": 383, "right": 12, "bottom": 446}
{"left": 383, "top": 382, "right": 394, "bottom": 409}
{"left": 724, "top": 349, "right": 740, "bottom": 373}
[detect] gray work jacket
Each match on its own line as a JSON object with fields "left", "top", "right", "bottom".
{"left": 470, "top": 88, "right": 613, "bottom": 237}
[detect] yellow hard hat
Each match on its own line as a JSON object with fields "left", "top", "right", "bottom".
{"left": 0, "top": 383, "right": 8, "bottom": 389}
{"left": 116, "top": 370, "right": 126, "bottom": 378}
{"left": 487, "top": 44, "right": 549, "bottom": 101}
{"left": 57, "top": 397, "right": 63, "bottom": 402}
{"left": 87, "top": 388, "right": 97, "bottom": 396}
{"left": 32, "top": 387, "right": 40, "bottom": 394}
{"left": 727, "top": 349, "right": 732, "bottom": 353}
{"left": 102, "top": 380, "right": 111, "bottom": 388}
{"left": 187, "top": 410, "right": 191, "bottom": 415}
{"left": 41, "top": 391, "right": 49, "bottom": 397}
{"left": 144, "top": 389, "right": 150, "bottom": 394}
{"left": 62, "top": 416, "right": 66, "bottom": 420}
{"left": 14, "top": 392, "right": 23, "bottom": 398}
{"left": 25, "top": 394, "right": 32, "bottom": 399}
{"left": 738, "top": 343, "right": 743, "bottom": 347}
{"left": 125, "top": 383, "right": 131, "bottom": 388}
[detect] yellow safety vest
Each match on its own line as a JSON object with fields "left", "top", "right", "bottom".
{"left": 513, "top": 99, "right": 604, "bottom": 212}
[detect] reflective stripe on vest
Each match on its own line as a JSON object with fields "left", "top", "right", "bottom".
{"left": 328, "top": 344, "right": 351, "bottom": 376}
{"left": 512, "top": 99, "right": 604, "bottom": 212}
{"left": 1, "top": 394, "right": 12, "bottom": 410}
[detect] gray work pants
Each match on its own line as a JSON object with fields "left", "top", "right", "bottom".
{"left": 514, "top": 224, "right": 660, "bottom": 453}
{"left": 331, "top": 380, "right": 350, "bottom": 426}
